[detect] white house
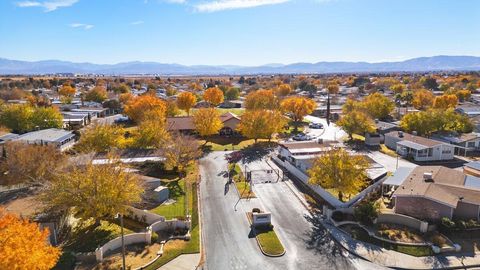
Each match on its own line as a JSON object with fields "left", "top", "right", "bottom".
{"left": 277, "top": 140, "right": 338, "bottom": 173}
{"left": 384, "top": 131, "right": 454, "bottom": 162}
{"left": 14, "top": 128, "right": 76, "bottom": 152}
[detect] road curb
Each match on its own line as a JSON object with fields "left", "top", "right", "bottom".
{"left": 245, "top": 213, "right": 286, "bottom": 258}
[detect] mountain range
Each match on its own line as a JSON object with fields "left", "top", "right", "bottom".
{"left": 0, "top": 55, "right": 479, "bottom": 75}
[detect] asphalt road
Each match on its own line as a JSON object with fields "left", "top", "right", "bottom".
{"left": 199, "top": 151, "right": 369, "bottom": 270}
{"left": 304, "top": 115, "right": 346, "bottom": 141}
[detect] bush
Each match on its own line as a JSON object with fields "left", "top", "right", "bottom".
{"left": 441, "top": 217, "right": 455, "bottom": 229}
{"left": 431, "top": 234, "right": 447, "bottom": 247}
{"left": 331, "top": 211, "right": 344, "bottom": 222}
{"left": 151, "top": 231, "right": 159, "bottom": 243}
{"left": 456, "top": 220, "right": 467, "bottom": 230}
{"left": 354, "top": 202, "right": 379, "bottom": 225}
{"left": 252, "top": 208, "right": 261, "bottom": 213}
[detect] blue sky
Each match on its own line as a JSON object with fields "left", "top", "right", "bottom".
{"left": 0, "top": 0, "right": 479, "bottom": 65}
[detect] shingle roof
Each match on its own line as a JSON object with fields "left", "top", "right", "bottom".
{"left": 393, "top": 166, "right": 480, "bottom": 207}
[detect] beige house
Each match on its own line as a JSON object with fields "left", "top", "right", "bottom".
{"left": 390, "top": 166, "right": 480, "bottom": 221}
{"left": 166, "top": 112, "right": 240, "bottom": 135}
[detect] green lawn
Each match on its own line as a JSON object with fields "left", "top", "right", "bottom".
{"left": 230, "top": 163, "right": 255, "bottom": 198}
{"left": 256, "top": 227, "right": 285, "bottom": 256}
{"left": 150, "top": 177, "right": 186, "bottom": 219}
{"left": 200, "top": 137, "right": 272, "bottom": 151}
{"left": 144, "top": 183, "right": 200, "bottom": 270}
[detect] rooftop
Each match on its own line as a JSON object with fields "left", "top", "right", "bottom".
{"left": 15, "top": 128, "right": 74, "bottom": 143}
{"left": 385, "top": 131, "right": 446, "bottom": 148}
{"left": 393, "top": 166, "right": 480, "bottom": 207}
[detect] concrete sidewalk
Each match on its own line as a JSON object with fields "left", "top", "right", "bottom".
{"left": 158, "top": 253, "right": 201, "bottom": 270}
{"left": 323, "top": 221, "right": 480, "bottom": 269}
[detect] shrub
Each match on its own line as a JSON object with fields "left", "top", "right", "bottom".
{"left": 440, "top": 217, "right": 456, "bottom": 231}
{"left": 331, "top": 211, "right": 344, "bottom": 222}
{"left": 467, "top": 219, "right": 480, "bottom": 229}
{"left": 456, "top": 220, "right": 467, "bottom": 230}
{"left": 354, "top": 202, "right": 379, "bottom": 225}
{"left": 151, "top": 231, "right": 159, "bottom": 243}
{"left": 252, "top": 208, "right": 261, "bottom": 213}
{"left": 431, "top": 234, "right": 447, "bottom": 247}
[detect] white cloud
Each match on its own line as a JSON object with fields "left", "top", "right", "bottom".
{"left": 69, "top": 23, "right": 93, "bottom": 30}
{"left": 165, "top": 0, "right": 186, "bottom": 3}
{"left": 16, "top": 0, "right": 78, "bottom": 12}
{"left": 193, "top": 0, "right": 290, "bottom": 12}
{"left": 131, "top": 20, "right": 144, "bottom": 25}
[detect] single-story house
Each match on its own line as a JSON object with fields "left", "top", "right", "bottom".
{"left": 62, "top": 112, "right": 90, "bottom": 129}
{"left": 312, "top": 105, "right": 342, "bottom": 120}
{"left": 432, "top": 132, "right": 480, "bottom": 156}
{"left": 70, "top": 107, "right": 108, "bottom": 118}
{"left": 365, "top": 121, "right": 401, "bottom": 146}
{"left": 277, "top": 140, "right": 338, "bottom": 173}
{"left": 386, "top": 166, "right": 480, "bottom": 221}
{"left": 384, "top": 131, "right": 455, "bottom": 162}
{"left": 166, "top": 112, "right": 241, "bottom": 135}
{"left": 14, "top": 128, "right": 76, "bottom": 152}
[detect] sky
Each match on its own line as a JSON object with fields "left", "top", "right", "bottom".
{"left": 0, "top": 0, "right": 479, "bottom": 66}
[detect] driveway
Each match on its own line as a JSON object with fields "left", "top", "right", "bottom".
{"left": 304, "top": 115, "right": 346, "bottom": 141}
{"left": 199, "top": 151, "right": 384, "bottom": 270}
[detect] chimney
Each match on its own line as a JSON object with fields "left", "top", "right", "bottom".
{"left": 423, "top": 172, "right": 433, "bottom": 182}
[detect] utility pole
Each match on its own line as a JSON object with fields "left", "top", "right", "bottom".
{"left": 116, "top": 213, "right": 126, "bottom": 270}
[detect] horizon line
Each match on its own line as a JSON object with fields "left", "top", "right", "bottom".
{"left": 1, "top": 54, "right": 480, "bottom": 67}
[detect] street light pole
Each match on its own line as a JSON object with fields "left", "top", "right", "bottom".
{"left": 116, "top": 213, "right": 126, "bottom": 270}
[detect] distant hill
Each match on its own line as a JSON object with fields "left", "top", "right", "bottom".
{"left": 0, "top": 55, "right": 479, "bottom": 75}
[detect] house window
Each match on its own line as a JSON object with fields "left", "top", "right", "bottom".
{"left": 468, "top": 142, "right": 476, "bottom": 148}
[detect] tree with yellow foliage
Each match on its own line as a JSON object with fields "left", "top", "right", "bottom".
{"left": 0, "top": 142, "right": 67, "bottom": 186}
{"left": 41, "top": 158, "right": 143, "bottom": 226}
{"left": 433, "top": 94, "right": 458, "bottom": 109}
{"left": 361, "top": 92, "right": 395, "bottom": 120}
{"left": 131, "top": 119, "right": 170, "bottom": 149}
{"left": 192, "top": 108, "right": 223, "bottom": 141}
{"left": 76, "top": 124, "right": 124, "bottom": 153}
{"left": 119, "top": 92, "right": 134, "bottom": 104}
{"left": 124, "top": 95, "right": 166, "bottom": 123}
{"left": 280, "top": 96, "right": 316, "bottom": 124}
{"left": 244, "top": 89, "right": 278, "bottom": 110}
{"left": 85, "top": 86, "right": 108, "bottom": 103}
{"left": 412, "top": 89, "right": 435, "bottom": 110}
{"left": 176, "top": 92, "right": 197, "bottom": 115}
{"left": 308, "top": 148, "right": 369, "bottom": 202}
{"left": 0, "top": 208, "right": 60, "bottom": 270}
{"left": 337, "top": 110, "right": 375, "bottom": 140}
{"left": 455, "top": 89, "right": 471, "bottom": 102}
{"left": 390, "top": 83, "right": 406, "bottom": 94}
{"left": 203, "top": 87, "right": 224, "bottom": 107}
{"left": 327, "top": 82, "right": 340, "bottom": 95}
{"left": 58, "top": 84, "right": 76, "bottom": 104}
{"left": 237, "top": 110, "right": 286, "bottom": 142}
{"left": 276, "top": 83, "right": 292, "bottom": 97}
{"left": 161, "top": 133, "right": 201, "bottom": 175}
